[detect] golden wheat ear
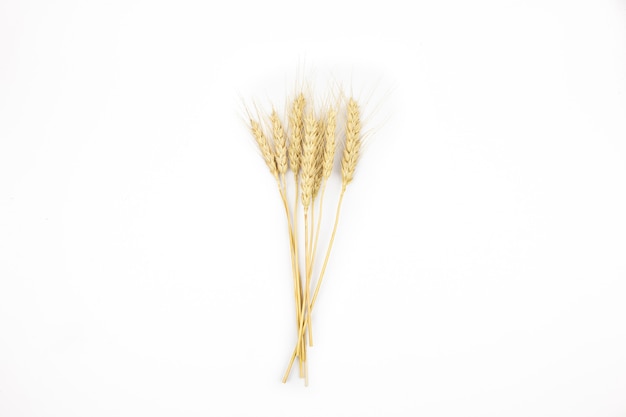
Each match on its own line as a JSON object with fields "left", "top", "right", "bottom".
{"left": 287, "top": 93, "right": 305, "bottom": 175}
{"left": 250, "top": 119, "right": 278, "bottom": 180}
{"left": 270, "top": 110, "right": 288, "bottom": 179}
{"left": 341, "top": 98, "right": 361, "bottom": 188}
{"left": 322, "top": 107, "right": 337, "bottom": 181}
{"left": 300, "top": 111, "right": 318, "bottom": 209}
{"left": 310, "top": 115, "right": 324, "bottom": 200}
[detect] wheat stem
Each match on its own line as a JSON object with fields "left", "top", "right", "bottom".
{"left": 307, "top": 207, "right": 314, "bottom": 346}
{"left": 304, "top": 209, "right": 312, "bottom": 350}
{"left": 291, "top": 175, "right": 305, "bottom": 375}
{"left": 278, "top": 186, "right": 299, "bottom": 325}
{"left": 310, "top": 179, "right": 327, "bottom": 291}
{"left": 308, "top": 201, "right": 314, "bottom": 268}
{"left": 282, "top": 185, "right": 347, "bottom": 382}
{"left": 295, "top": 207, "right": 310, "bottom": 379}
{"left": 311, "top": 187, "right": 345, "bottom": 308}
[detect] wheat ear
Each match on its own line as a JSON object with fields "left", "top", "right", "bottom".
{"left": 250, "top": 119, "right": 278, "bottom": 181}
{"left": 288, "top": 93, "right": 305, "bottom": 175}
{"left": 308, "top": 116, "right": 325, "bottom": 258}
{"left": 271, "top": 110, "right": 288, "bottom": 183}
{"left": 300, "top": 111, "right": 317, "bottom": 210}
{"left": 312, "top": 118, "right": 326, "bottom": 201}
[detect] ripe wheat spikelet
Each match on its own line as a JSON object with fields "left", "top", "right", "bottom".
{"left": 341, "top": 98, "right": 361, "bottom": 187}
{"left": 271, "top": 110, "right": 288, "bottom": 177}
{"left": 300, "top": 111, "right": 318, "bottom": 209}
{"left": 322, "top": 107, "right": 337, "bottom": 181}
{"left": 251, "top": 119, "right": 278, "bottom": 180}
{"left": 288, "top": 94, "right": 305, "bottom": 174}
{"left": 312, "top": 117, "right": 326, "bottom": 199}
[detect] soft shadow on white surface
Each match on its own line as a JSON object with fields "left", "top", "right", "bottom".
{"left": 1, "top": 1, "right": 625, "bottom": 416}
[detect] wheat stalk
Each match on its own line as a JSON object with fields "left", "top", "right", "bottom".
{"left": 286, "top": 95, "right": 308, "bottom": 376}
{"left": 297, "top": 110, "right": 318, "bottom": 366}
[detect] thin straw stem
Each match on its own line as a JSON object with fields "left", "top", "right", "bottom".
{"left": 304, "top": 209, "right": 312, "bottom": 350}
{"left": 282, "top": 187, "right": 346, "bottom": 383}
{"left": 278, "top": 185, "right": 300, "bottom": 326}
{"left": 311, "top": 187, "right": 345, "bottom": 308}
{"left": 292, "top": 176, "right": 305, "bottom": 375}
{"left": 306, "top": 179, "right": 329, "bottom": 347}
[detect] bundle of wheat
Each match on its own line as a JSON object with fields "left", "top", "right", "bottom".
{"left": 248, "top": 91, "right": 362, "bottom": 386}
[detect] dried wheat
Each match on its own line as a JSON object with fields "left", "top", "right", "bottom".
{"left": 288, "top": 94, "right": 305, "bottom": 174}
{"left": 249, "top": 91, "right": 366, "bottom": 386}
{"left": 250, "top": 119, "right": 278, "bottom": 180}
{"left": 300, "top": 111, "right": 318, "bottom": 209}
{"left": 271, "top": 110, "right": 288, "bottom": 180}
{"left": 341, "top": 98, "right": 361, "bottom": 187}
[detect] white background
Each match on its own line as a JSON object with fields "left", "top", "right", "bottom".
{"left": 1, "top": 1, "right": 626, "bottom": 416}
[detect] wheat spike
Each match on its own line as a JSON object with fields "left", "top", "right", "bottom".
{"left": 271, "top": 110, "right": 288, "bottom": 177}
{"left": 312, "top": 116, "right": 326, "bottom": 199}
{"left": 251, "top": 119, "right": 278, "bottom": 180}
{"left": 300, "top": 111, "right": 318, "bottom": 209}
{"left": 288, "top": 93, "right": 305, "bottom": 174}
{"left": 341, "top": 98, "right": 361, "bottom": 187}
{"left": 322, "top": 107, "right": 337, "bottom": 180}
